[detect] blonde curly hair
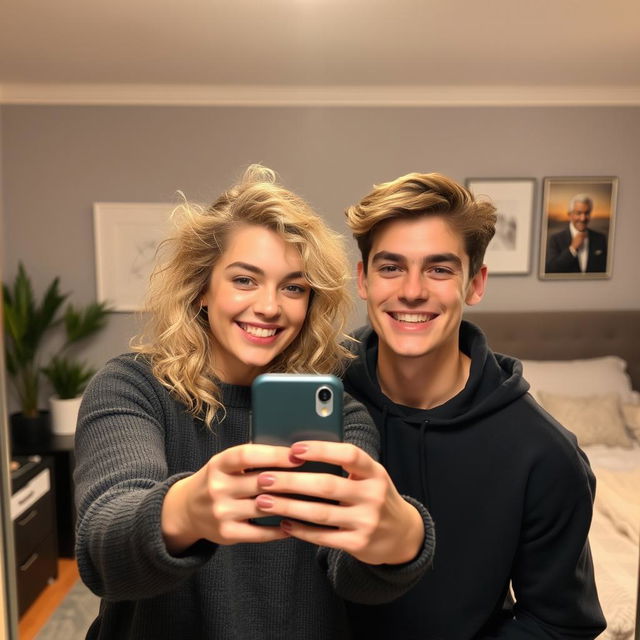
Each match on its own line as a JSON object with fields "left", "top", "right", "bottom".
{"left": 132, "top": 165, "right": 353, "bottom": 426}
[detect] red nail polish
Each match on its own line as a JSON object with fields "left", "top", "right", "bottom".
{"left": 280, "top": 519, "right": 293, "bottom": 531}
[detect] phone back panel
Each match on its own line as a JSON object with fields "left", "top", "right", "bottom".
{"left": 251, "top": 373, "right": 343, "bottom": 446}
{"left": 250, "top": 374, "right": 344, "bottom": 526}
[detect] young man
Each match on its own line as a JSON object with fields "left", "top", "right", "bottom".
{"left": 343, "top": 173, "right": 606, "bottom": 639}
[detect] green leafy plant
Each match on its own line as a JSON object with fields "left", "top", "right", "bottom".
{"left": 3, "top": 263, "right": 67, "bottom": 417}
{"left": 41, "top": 356, "right": 96, "bottom": 400}
{"left": 42, "top": 301, "right": 111, "bottom": 399}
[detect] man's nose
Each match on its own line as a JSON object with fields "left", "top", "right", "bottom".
{"left": 399, "top": 271, "right": 428, "bottom": 304}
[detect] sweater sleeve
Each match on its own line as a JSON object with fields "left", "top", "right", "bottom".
{"left": 481, "top": 445, "right": 606, "bottom": 639}
{"left": 73, "top": 356, "right": 217, "bottom": 601}
{"left": 318, "top": 395, "right": 436, "bottom": 605}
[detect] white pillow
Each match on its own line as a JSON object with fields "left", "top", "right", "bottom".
{"left": 521, "top": 357, "right": 635, "bottom": 404}
{"left": 537, "top": 391, "right": 633, "bottom": 449}
{"left": 622, "top": 404, "right": 640, "bottom": 442}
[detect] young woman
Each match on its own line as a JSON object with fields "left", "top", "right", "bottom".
{"left": 74, "top": 166, "right": 435, "bottom": 639}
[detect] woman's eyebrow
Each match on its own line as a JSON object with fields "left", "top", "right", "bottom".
{"left": 225, "top": 261, "right": 305, "bottom": 279}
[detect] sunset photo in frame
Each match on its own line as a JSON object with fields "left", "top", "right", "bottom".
{"left": 539, "top": 177, "right": 618, "bottom": 280}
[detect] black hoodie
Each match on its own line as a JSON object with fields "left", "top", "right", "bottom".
{"left": 344, "top": 322, "right": 605, "bottom": 639}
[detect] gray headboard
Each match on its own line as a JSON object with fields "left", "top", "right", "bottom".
{"left": 463, "top": 310, "right": 640, "bottom": 391}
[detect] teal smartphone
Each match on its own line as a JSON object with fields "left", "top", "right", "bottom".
{"left": 250, "top": 373, "right": 344, "bottom": 526}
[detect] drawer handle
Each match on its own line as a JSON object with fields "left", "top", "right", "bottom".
{"left": 19, "top": 553, "right": 39, "bottom": 572}
{"left": 17, "top": 490, "right": 35, "bottom": 506}
{"left": 16, "top": 509, "right": 38, "bottom": 527}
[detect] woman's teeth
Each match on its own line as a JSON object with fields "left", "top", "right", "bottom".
{"left": 240, "top": 323, "right": 277, "bottom": 337}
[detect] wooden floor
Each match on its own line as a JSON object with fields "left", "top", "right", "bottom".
{"left": 19, "top": 558, "right": 79, "bottom": 640}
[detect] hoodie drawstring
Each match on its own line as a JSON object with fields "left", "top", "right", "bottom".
{"left": 380, "top": 404, "right": 389, "bottom": 467}
{"left": 419, "top": 419, "right": 431, "bottom": 509}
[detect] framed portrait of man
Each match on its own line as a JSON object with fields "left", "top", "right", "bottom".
{"left": 539, "top": 177, "right": 618, "bottom": 280}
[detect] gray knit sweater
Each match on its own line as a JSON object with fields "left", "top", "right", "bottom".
{"left": 74, "top": 354, "right": 435, "bottom": 640}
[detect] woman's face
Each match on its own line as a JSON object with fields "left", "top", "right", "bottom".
{"left": 202, "top": 224, "right": 311, "bottom": 385}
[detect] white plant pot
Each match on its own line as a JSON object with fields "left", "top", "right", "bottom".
{"left": 49, "top": 395, "right": 83, "bottom": 436}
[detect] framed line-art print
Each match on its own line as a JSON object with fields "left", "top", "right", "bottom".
{"left": 465, "top": 178, "right": 536, "bottom": 275}
{"left": 539, "top": 177, "right": 618, "bottom": 280}
{"left": 93, "top": 203, "right": 175, "bottom": 312}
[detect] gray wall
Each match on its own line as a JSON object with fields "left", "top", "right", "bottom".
{"left": 2, "top": 104, "right": 640, "bottom": 407}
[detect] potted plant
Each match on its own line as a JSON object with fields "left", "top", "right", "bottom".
{"left": 3, "top": 263, "right": 67, "bottom": 446}
{"left": 42, "top": 302, "right": 111, "bottom": 435}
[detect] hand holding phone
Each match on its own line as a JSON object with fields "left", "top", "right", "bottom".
{"left": 251, "top": 373, "right": 344, "bottom": 525}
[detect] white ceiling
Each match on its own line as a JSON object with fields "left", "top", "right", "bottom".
{"left": 1, "top": 0, "right": 639, "bottom": 104}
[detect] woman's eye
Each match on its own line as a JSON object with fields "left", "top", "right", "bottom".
{"left": 284, "top": 284, "right": 306, "bottom": 295}
{"left": 233, "top": 276, "right": 255, "bottom": 287}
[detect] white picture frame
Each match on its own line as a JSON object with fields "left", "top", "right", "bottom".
{"left": 465, "top": 178, "right": 536, "bottom": 275}
{"left": 93, "top": 203, "right": 175, "bottom": 312}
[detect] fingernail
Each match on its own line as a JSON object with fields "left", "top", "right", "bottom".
{"left": 291, "top": 443, "right": 308, "bottom": 455}
{"left": 280, "top": 519, "right": 293, "bottom": 531}
{"left": 256, "top": 495, "right": 274, "bottom": 509}
{"left": 258, "top": 473, "right": 276, "bottom": 487}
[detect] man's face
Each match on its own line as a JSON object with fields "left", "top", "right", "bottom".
{"left": 357, "top": 216, "right": 486, "bottom": 361}
{"left": 569, "top": 202, "right": 591, "bottom": 232}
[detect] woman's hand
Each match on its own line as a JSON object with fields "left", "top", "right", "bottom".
{"left": 161, "top": 444, "right": 302, "bottom": 554}
{"left": 254, "top": 441, "right": 425, "bottom": 565}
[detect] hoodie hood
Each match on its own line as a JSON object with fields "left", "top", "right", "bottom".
{"left": 344, "top": 320, "right": 530, "bottom": 429}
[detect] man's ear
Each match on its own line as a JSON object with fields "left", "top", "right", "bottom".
{"left": 465, "top": 264, "right": 488, "bottom": 306}
{"left": 356, "top": 261, "right": 368, "bottom": 301}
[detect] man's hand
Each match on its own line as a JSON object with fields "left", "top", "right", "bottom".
{"left": 254, "top": 441, "right": 426, "bottom": 565}
{"left": 570, "top": 231, "right": 587, "bottom": 252}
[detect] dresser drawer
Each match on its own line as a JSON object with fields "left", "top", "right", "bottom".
{"left": 16, "top": 532, "right": 58, "bottom": 616}
{"left": 11, "top": 467, "right": 50, "bottom": 520}
{"left": 14, "top": 492, "right": 54, "bottom": 565}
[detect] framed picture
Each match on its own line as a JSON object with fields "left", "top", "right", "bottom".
{"left": 465, "top": 178, "right": 536, "bottom": 275}
{"left": 538, "top": 177, "right": 618, "bottom": 280}
{"left": 93, "top": 203, "right": 175, "bottom": 311}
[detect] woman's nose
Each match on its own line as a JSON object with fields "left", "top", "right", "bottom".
{"left": 253, "top": 288, "right": 281, "bottom": 318}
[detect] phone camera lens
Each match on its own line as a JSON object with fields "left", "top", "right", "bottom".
{"left": 318, "top": 388, "right": 332, "bottom": 402}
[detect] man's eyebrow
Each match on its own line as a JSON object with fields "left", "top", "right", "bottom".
{"left": 371, "top": 251, "right": 405, "bottom": 264}
{"left": 424, "top": 253, "right": 463, "bottom": 269}
{"left": 225, "top": 262, "right": 305, "bottom": 280}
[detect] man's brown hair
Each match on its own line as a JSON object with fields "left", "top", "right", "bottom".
{"left": 346, "top": 172, "right": 497, "bottom": 277}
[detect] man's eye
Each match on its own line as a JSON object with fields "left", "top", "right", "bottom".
{"left": 379, "top": 265, "right": 401, "bottom": 273}
{"left": 429, "top": 267, "right": 453, "bottom": 277}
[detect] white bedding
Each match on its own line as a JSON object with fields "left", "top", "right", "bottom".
{"left": 583, "top": 444, "right": 640, "bottom": 639}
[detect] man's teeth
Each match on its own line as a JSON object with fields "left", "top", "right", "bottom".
{"left": 392, "top": 313, "right": 433, "bottom": 323}
{"left": 241, "top": 324, "right": 277, "bottom": 337}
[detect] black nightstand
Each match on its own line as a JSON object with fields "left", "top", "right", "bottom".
{"left": 11, "top": 455, "right": 58, "bottom": 616}
{"left": 13, "top": 435, "right": 76, "bottom": 557}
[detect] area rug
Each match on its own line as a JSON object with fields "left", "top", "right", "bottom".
{"left": 36, "top": 579, "right": 100, "bottom": 640}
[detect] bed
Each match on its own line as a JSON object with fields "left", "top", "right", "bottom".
{"left": 465, "top": 310, "right": 640, "bottom": 640}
